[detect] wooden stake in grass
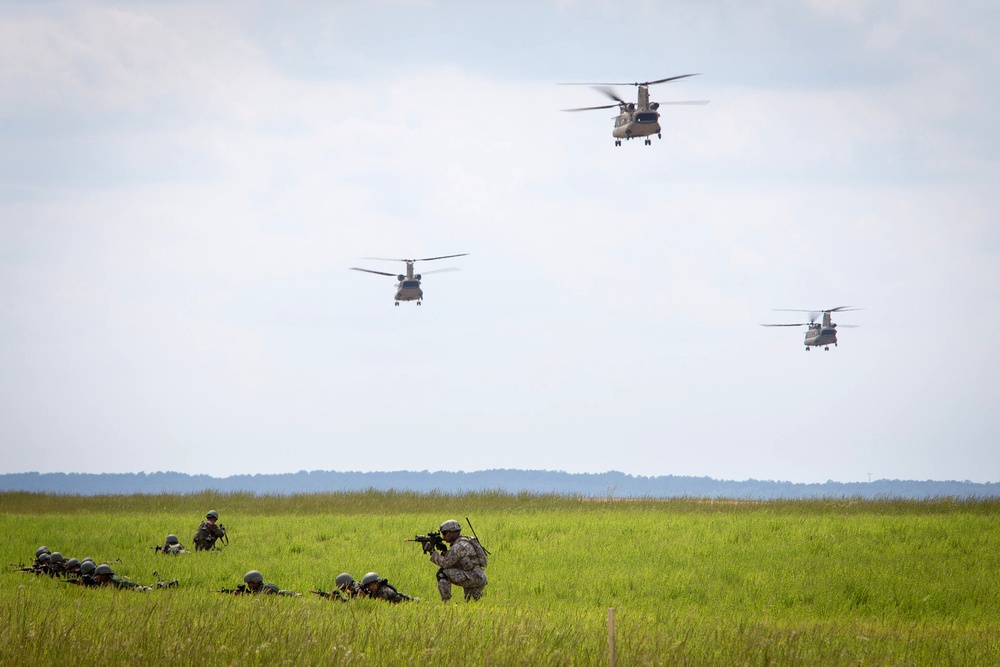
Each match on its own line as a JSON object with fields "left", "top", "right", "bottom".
{"left": 609, "top": 607, "right": 616, "bottom": 667}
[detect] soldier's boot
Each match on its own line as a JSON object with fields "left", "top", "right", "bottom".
{"left": 436, "top": 569, "right": 452, "bottom": 602}
{"left": 464, "top": 586, "right": 484, "bottom": 602}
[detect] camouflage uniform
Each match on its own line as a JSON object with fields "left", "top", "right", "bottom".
{"left": 99, "top": 576, "right": 151, "bottom": 591}
{"left": 193, "top": 520, "right": 226, "bottom": 551}
{"left": 430, "top": 536, "right": 487, "bottom": 601}
{"left": 162, "top": 542, "right": 189, "bottom": 555}
{"left": 258, "top": 582, "right": 298, "bottom": 596}
{"left": 367, "top": 579, "right": 415, "bottom": 603}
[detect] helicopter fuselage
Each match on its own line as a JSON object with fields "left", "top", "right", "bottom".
{"left": 394, "top": 279, "right": 423, "bottom": 303}
{"left": 804, "top": 325, "right": 838, "bottom": 348}
{"left": 612, "top": 110, "right": 661, "bottom": 139}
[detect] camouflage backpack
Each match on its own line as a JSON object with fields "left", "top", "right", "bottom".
{"left": 466, "top": 536, "right": 488, "bottom": 569}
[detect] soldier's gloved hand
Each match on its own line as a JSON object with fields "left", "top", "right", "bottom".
{"left": 422, "top": 541, "right": 434, "bottom": 554}
{"left": 435, "top": 542, "right": 447, "bottom": 553}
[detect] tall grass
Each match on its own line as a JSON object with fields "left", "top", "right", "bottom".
{"left": 2, "top": 493, "right": 998, "bottom": 665}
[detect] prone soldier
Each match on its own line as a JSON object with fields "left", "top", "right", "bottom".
{"left": 217, "top": 570, "right": 299, "bottom": 597}
{"left": 156, "top": 534, "right": 190, "bottom": 554}
{"left": 312, "top": 573, "right": 365, "bottom": 601}
{"left": 93, "top": 564, "right": 152, "bottom": 591}
{"left": 359, "top": 571, "right": 417, "bottom": 603}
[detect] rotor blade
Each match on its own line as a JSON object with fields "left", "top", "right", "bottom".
{"left": 414, "top": 253, "right": 469, "bottom": 262}
{"left": 360, "top": 253, "right": 468, "bottom": 263}
{"left": 594, "top": 86, "right": 627, "bottom": 105}
{"left": 560, "top": 73, "right": 700, "bottom": 87}
{"left": 761, "top": 323, "right": 809, "bottom": 327}
{"left": 350, "top": 267, "right": 396, "bottom": 277}
{"left": 774, "top": 306, "right": 862, "bottom": 313}
{"left": 837, "top": 324, "right": 861, "bottom": 328}
{"left": 645, "top": 73, "right": 701, "bottom": 86}
{"left": 561, "top": 104, "right": 619, "bottom": 112}
{"left": 420, "top": 267, "right": 460, "bottom": 275}
{"left": 657, "top": 100, "right": 710, "bottom": 105}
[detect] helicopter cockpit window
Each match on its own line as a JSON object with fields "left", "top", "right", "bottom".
{"left": 635, "top": 112, "right": 657, "bottom": 124}
{"left": 401, "top": 280, "right": 420, "bottom": 289}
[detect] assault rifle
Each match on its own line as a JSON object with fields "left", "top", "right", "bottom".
{"left": 406, "top": 530, "right": 445, "bottom": 553}
{"left": 310, "top": 589, "right": 347, "bottom": 601}
{"left": 213, "top": 584, "right": 249, "bottom": 595}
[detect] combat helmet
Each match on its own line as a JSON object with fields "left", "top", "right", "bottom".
{"left": 206, "top": 510, "right": 219, "bottom": 520}
{"left": 80, "top": 561, "right": 97, "bottom": 575}
{"left": 360, "top": 572, "right": 381, "bottom": 587}
{"left": 65, "top": 558, "right": 80, "bottom": 569}
{"left": 165, "top": 534, "right": 179, "bottom": 545}
{"left": 95, "top": 564, "right": 115, "bottom": 576}
{"left": 243, "top": 570, "right": 264, "bottom": 584}
{"left": 35, "top": 546, "right": 51, "bottom": 558}
{"left": 335, "top": 573, "right": 355, "bottom": 588}
{"left": 49, "top": 552, "right": 65, "bottom": 564}
{"left": 37, "top": 553, "right": 50, "bottom": 564}
{"left": 439, "top": 519, "right": 462, "bottom": 533}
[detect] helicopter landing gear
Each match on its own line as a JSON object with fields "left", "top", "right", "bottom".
{"left": 394, "top": 301, "right": 399, "bottom": 307}
{"left": 417, "top": 300, "right": 422, "bottom": 306}
{"left": 644, "top": 138, "right": 651, "bottom": 145}
{"left": 806, "top": 347, "right": 810, "bottom": 352}
{"left": 614, "top": 139, "right": 621, "bottom": 146}
{"left": 658, "top": 132, "right": 662, "bottom": 139}
{"left": 824, "top": 346, "right": 830, "bottom": 351}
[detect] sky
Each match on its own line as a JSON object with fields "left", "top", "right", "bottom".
{"left": 1, "top": 1, "right": 998, "bottom": 483}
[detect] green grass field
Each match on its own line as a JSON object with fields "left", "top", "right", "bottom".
{"left": 2, "top": 492, "right": 998, "bottom": 665}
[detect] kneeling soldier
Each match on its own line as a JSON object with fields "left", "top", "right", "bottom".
{"left": 428, "top": 519, "right": 488, "bottom": 602}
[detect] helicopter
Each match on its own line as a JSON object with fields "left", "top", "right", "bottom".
{"left": 350, "top": 254, "right": 468, "bottom": 306}
{"left": 761, "top": 306, "right": 862, "bottom": 351}
{"left": 560, "top": 74, "right": 708, "bottom": 146}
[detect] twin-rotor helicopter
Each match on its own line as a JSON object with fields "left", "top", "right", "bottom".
{"left": 762, "top": 307, "right": 862, "bottom": 351}
{"left": 561, "top": 74, "right": 708, "bottom": 146}
{"left": 350, "top": 254, "right": 468, "bottom": 306}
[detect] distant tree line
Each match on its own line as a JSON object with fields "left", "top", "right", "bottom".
{"left": 0, "top": 469, "right": 997, "bottom": 498}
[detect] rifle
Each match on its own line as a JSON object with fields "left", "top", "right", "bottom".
{"left": 406, "top": 530, "right": 445, "bottom": 553}
{"left": 152, "top": 545, "right": 163, "bottom": 553}
{"left": 465, "top": 516, "right": 491, "bottom": 555}
{"left": 213, "top": 584, "right": 248, "bottom": 595}
{"left": 220, "top": 524, "right": 229, "bottom": 547}
{"left": 310, "top": 589, "right": 346, "bottom": 601}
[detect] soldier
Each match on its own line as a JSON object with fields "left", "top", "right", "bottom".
{"left": 93, "top": 564, "right": 152, "bottom": 591}
{"left": 65, "top": 560, "right": 99, "bottom": 587}
{"left": 33, "top": 546, "right": 51, "bottom": 567}
{"left": 193, "top": 510, "right": 227, "bottom": 551}
{"left": 360, "top": 571, "right": 417, "bottom": 603}
{"left": 46, "top": 552, "right": 67, "bottom": 576}
{"left": 234, "top": 570, "right": 299, "bottom": 597}
{"left": 161, "top": 534, "right": 189, "bottom": 554}
{"left": 427, "top": 519, "right": 488, "bottom": 602}
{"left": 64, "top": 558, "right": 82, "bottom": 576}
{"left": 336, "top": 573, "right": 365, "bottom": 599}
